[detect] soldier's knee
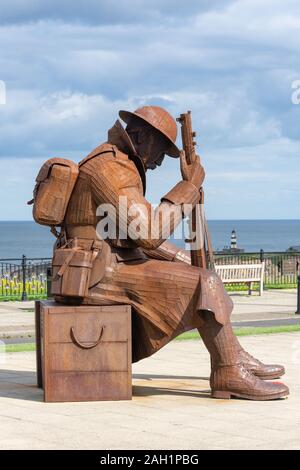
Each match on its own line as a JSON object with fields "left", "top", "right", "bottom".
{"left": 200, "top": 268, "right": 220, "bottom": 282}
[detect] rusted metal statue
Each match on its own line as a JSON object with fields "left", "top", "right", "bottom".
{"left": 31, "top": 105, "right": 289, "bottom": 400}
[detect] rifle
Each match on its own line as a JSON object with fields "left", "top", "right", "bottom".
{"left": 176, "top": 111, "right": 213, "bottom": 269}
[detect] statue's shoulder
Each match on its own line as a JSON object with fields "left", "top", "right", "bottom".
{"left": 79, "top": 143, "right": 129, "bottom": 168}
{"left": 78, "top": 143, "right": 143, "bottom": 192}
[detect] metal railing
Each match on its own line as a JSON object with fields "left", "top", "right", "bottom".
{"left": 214, "top": 250, "right": 300, "bottom": 287}
{"left": 0, "top": 250, "right": 299, "bottom": 300}
{"left": 0, "top": 255, "right": 51, "bottom": 300}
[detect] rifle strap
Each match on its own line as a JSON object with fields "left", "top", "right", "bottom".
{"left": 199, "top": 188, "right": 215, "bottom": 270}
{"left": 204, "top": 214, "right": 215, "bottom": 270}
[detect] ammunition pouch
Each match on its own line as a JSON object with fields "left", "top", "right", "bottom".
{"left": 51, "top": 238, "right": 102, "bottom": 298}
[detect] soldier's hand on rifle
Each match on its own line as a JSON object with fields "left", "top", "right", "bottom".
{"left": 180, "top": 150, "right": 205, "bottom": 190}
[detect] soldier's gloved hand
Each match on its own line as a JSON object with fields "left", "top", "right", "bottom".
{"left": 180, "top": 150, "right": 205, "bottom": 190}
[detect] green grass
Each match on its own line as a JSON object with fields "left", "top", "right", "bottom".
{"left": 264, "top": 283, "right": 297, "bottom": 290}
{"left": 0, "top": 295, "right": 47, "bottom": 302}
{"left": 1, "top": 342, "right": 36, "bottom": 353}
{"left": 176, "top": 324, "right": 300, "bottom": 341}
{"left": 2, "top": 324, "right": 300, "bottom": 353}
{"left": 0, "top": 283, "right": 297, "bottom": 301}
{"left": 224, "top": 283, "right": 297, "bottom": 292}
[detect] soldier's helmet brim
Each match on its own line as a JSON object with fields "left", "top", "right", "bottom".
{"left": 119, "top": 109, "right": 180, "bottom": 158}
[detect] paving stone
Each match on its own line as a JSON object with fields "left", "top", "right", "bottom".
{"left": 0, "top": 332, "right": 299, "bottom": 449}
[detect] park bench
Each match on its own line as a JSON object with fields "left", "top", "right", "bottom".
{"left": 215, "top": 261, "right": 265, "bottom": 295}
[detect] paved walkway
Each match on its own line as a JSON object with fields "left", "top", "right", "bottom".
{"left": 230, "top": 289, "right": 298, "bottom": 322}
{"left": 0, "top": 301, "right": 35, "bottom": 340}
{"left": 0, "top": 289, "right": 298, "bottom": 341}
{"left": 0, "top": 333, "right": 299, "bottom": 450}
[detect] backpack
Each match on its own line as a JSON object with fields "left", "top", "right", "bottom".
{"left": 28, "top": 158, "right": 79, "bottom": 230}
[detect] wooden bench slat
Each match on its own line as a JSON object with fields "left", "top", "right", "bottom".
{"left": 215, "top": 262, "right": 265, "bottom": 295}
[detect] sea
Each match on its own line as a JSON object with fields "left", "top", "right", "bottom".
{"left": 0, "top": 220, "right": 299, "bottom": 260}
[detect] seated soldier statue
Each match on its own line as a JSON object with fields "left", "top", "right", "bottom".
{"left": 56, "top": 105, "right": 289, "bottom": 400}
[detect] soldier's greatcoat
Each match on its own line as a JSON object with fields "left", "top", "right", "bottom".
{"left": 62, "top": 121, "right": 233, "bottom": 362}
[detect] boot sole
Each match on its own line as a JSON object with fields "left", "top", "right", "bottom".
{"left": 211, "top": 390, "right": 289, "bottom": 400}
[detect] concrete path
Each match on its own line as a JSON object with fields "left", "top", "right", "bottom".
{"left": 230, "top": 289, "right": 298, "bottom": 323}
{"left": 0, "top": 289, "right": 298, "bottom": 342}
{"left": 0, "top": 301, "right": 35, "bottom": 340}
{"left": 0, "top": 332, "right": 299, "bottom": 450}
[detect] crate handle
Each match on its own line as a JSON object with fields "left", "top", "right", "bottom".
{"left": 70, "top": 325, "right": 105, "bottom": 349}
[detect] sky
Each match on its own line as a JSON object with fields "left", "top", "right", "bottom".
{"left": 0, "top": 0, "right": 300, "bottom": 220}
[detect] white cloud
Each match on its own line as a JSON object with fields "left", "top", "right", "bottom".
{"left": 195, "top": 0, "right": 300, "bottom": 49}
{"left": 0, "top": 0, "right": 299, "bottom": 219}
{"left": 0, "top": 1, "right": 231, "bottom": 25}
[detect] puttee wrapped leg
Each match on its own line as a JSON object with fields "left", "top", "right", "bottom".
{"left": 197, "top": 311, "right": 289, "bottom": 400}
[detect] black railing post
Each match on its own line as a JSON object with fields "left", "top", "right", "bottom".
{"left": 47, "top": 267, "right": 52, "bottom": 298}
{"left": 21, "top": 254, "right": 27, "bottom": 301}
{"left": 260, "top": 249, "right": 264, "bottom": 262}
{"left": 296, "top": 275, "right": 300, "bottom": 314}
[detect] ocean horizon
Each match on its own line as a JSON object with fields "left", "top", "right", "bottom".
{"left": 0, "top": 219, "right": 299, "bottom": 260}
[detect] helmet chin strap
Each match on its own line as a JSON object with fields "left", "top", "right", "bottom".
{"left": 139, "top": 150, "right": 165, "bottom": 170}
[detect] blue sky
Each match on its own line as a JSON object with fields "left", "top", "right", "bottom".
{"left": 0, "top": 0, "right": 299, "bottom": 220}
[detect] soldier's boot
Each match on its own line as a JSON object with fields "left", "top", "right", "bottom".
{"left": 197, "top": 312, "right": 289, "bottom": 400}
{"left": 205, "top": 319, "right": 285, "bottom": 380}
{"left": 235, "top": 337, "right": 285, "bottom": 380}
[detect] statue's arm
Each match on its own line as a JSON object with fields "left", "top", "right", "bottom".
{"left": 117, "top": 184, "right": 199, "bottom": 250}
{"left": 142, "top": 240, "right": 191, "bottom": 264}
{"left": 89, "top": 157, "right": 200, "bottom": 250}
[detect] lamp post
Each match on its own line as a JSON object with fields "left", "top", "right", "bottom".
{"left": 21, "top": 255, "right": 27, "bottom": 301}
{"left": 296, "top": 275, "right": 300, "bottom": 315}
